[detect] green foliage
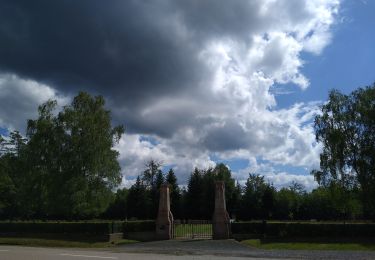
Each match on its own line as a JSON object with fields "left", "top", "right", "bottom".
{"left": 184, "top": 164, "right": 237, "bottom": 219}
{"left": 240, "top": 173, "right": 276, "bottom": 220}
{"left": 142, "top": 160, "right": 162, "bottom": 189}
{"left": 141, "top": 160, "right": 164, "bottom": 217}
{"left": 0, "top": 92, "right": 124, "bottom": 219}
{"left": 103, "top": 188, "right": 129, "bottom": 219}
{"left": 0, "top": 157, "right": 17, "bottom": 217}
{"left": 313, "top": 84, "right": 375, "bottom": 218}
{"left": 126, "top": 176, "right": 151, "bottom": 219}
{"left": 0, "top": 131, "right": 27, "bottom": 219}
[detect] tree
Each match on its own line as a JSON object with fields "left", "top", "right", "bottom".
{"left": 184, "top": 164, "right": 237, "bottom": 219}
{"left": 103, "top": 188, "right": 129, "bottom": 219}
{"left": 230, "top": 181, "right": 242, "bottom": 220}
{"left": 0, "top": 153, "right": 17, "bottom": 218}
{"left": 142, "top": 160, "right": 164, "bottom": 218}
{"left": 25, "top": 100, "right": 65, "bottom": 218}
{"left": 313, "top": 84, "right": 375, "bottom": 218}
{"left": 274, "top": 182, "right": 305, "bottom": 220}
{"left": 262, "top": 185, "right": 275, "bottom": 219}
{"left": 127, "top": 177, "right": 150, "bottom": 219}
{"left": 240, "top": 173, "right": 274, "bottom": 220}
{"left": 186, "top": 168, "right": 204, "bottom": 219}
{"left": 142, "top": 160, "right": 162, "bottom": 189}
{"left": 0, "top": 131, "right": 28, "bottom": 219}
{"left": 166, "top": 168, "right": 181, "bottom": 218}
{"left": 25, "top": 92, "right": 124, "bottom": 218}
{"left": 0, "top": 135, "right": 4, "bottom": 155}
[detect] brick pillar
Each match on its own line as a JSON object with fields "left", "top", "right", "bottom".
{"left": 156, "top": 184, "right": 174, "bottom": 240}
{"left": 212, "top": 181, "right": 231, "bottom": 239}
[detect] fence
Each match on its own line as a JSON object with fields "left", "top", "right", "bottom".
{"left": 173, "top": 220, "right": 212, "bottom": 239}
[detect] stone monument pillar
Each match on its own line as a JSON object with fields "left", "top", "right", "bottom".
{"left": 212, "top": 181, "right": 231, "bottom": 239}
{"left": 156, "top": 184, "right": 174, "bottom": 240}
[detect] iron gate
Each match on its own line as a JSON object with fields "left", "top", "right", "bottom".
{"left": 172, "top": 220, "right": 212, "bottom": 239}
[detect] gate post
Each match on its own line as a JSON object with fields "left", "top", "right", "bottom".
{"left": 156, "top": 184, "right": 174, "bottom": 240}
{"left": 212, "top": 181, "right": 231, "bottom": 239}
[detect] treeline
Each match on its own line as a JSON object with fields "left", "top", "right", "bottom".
{"left": 1, "top": 84, "right": 375, "bottom": 221}
{"left": 106, "top": 83, "right": 375, "bottom": 221}
{"left": 105, "top": 161, "right": 364, "bottom": 221}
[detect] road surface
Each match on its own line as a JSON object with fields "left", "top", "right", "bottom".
{"left": 0, "top": 245, "right": 280, "bottom": 260}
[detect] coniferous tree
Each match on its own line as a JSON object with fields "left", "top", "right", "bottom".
{"left": 142, "top": 160, "right": 164, "bottom": 218}
{"left": 127, "top": 176, "right": 150, "bottom": 219}
{"left": 186, "top": 168, "right": 203, "bottom": 219}
{"left": 166, "top": 168, "right": 181, "bottom": 218}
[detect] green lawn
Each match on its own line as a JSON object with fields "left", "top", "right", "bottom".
{"left": 0, "top": 236, "right": 138, "bottom": 248}
{"left": 242, "top": 239, "right": 375, "bottom": 251}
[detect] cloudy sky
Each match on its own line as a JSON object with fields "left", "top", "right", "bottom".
{"left": 0, "top": 0, "right": 374, "bottom": 190}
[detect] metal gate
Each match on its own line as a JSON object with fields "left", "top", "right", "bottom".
{"left": 172, "top": 220, "right": 212, "bottom": 239}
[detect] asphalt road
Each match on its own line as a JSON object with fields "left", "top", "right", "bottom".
{"left": 0, "top": 245, "right": 278, "bottom": 260}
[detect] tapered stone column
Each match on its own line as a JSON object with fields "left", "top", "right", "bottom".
{"left": 156, "top": 184, "right": 173, "bottom": 240}
{"left": 212, "top": 181, "right": 231, "bottom": 239}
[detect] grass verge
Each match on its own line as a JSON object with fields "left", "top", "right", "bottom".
{"left": 0, "top": 237, "right": 138, "bottom": 248}
{"left": 241, "top": 239, "right": 375, "bottom": 251}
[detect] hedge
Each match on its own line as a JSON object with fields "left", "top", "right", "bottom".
{"left": 122, "top": 220, "right": 155, "bottom": 232}
{"left": 231, "top": 222, "right": 375, "bottom": 238}
{"left": 0, "top": 221, "right": 123, "bottom": 235}
{"left": 0, "top": 220, "right": 155, "bottom": 235}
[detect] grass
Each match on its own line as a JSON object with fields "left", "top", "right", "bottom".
{"left": 241, "top": 238, "right": 375, "bottom": 251}
{"left": 0, "top": 236, "right": 138, "bottom": 248}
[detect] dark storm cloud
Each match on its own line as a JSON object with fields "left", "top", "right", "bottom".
{"left": 0, "top": 0, "right": 206, "bottom": 105}
{"left": 0, "top": 0, "right": 337, "bottom": 165}
{"left": 0, "top": 0, "right": 270, "bottom": 137}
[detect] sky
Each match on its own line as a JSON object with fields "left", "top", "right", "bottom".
{"left": 0, "top": 0, "right": 374, "bottom": 190}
